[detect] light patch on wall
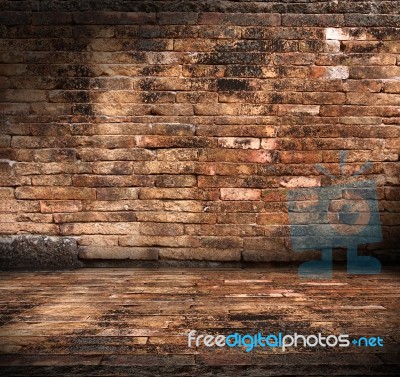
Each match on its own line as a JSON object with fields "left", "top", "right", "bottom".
{"left": 325, "top": 66, "right": 349, "bottom": 80}
{"left": 0, "top": 159, "right": 16, "bottom": 167}
{"left": 325, "top": 40, "right": 340, "bottom": 53}
{"left": 325, "top": 28, "right": 351, "bottom": 41}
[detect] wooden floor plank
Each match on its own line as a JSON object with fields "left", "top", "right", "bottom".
{"left": 0, "top": 267, "right": 399, "bottom": 376}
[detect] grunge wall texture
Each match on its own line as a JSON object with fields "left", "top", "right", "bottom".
{"left": 0, "top": 1, "right": 399, "bottom": 268}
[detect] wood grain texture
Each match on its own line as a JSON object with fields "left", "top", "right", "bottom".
{"left": 0, "top": 267, "right": 399, "bottom": 375}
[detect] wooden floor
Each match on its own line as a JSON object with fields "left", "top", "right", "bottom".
{"left": 0, "top": 267, "right": 399, "bottom": 376}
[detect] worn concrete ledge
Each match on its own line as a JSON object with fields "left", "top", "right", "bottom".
{"left": 1, "top": 235, "right": 398, "bottom": 270}
{"left": 0, "top": 236, "right": 83, "bottom": 270}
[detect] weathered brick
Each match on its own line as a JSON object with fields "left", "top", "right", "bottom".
{"left": 198, "top": 25, "right": 241, "bottom": 39}
{"left": 92, "top": 161, "right": 135, "bottom": 175}
{"left": 385, "top": 187, "right": 400, "bottom": 201}
{"left": 199, "top": 13, "right": 280, "bottom": 26}
{"left": 54, "top": 211, "right": 137, "bottom": 224}
{"left": 278, "top": 104, "right": 320, "bottom": 116}
{"left": 78, "top": 148, "right": 156, "bottom": 162}
{"left": 280, "top": 151, "right": 322, "bottom": 164}
{"left": 384, "top": 81, "right": 400, "bottom": 93}
{"left": 257, "top": 213, "right": 289, "bottom": 225}
{"left": 341, "top": 41, "right": 400, "bottom": 54}
{"left": 182, "top": 65, "right": 225, "bottom": 78}
{"left": 119, "top": 235, "right": 197, "bottom": 248}
{"left": 0, "top": 135, "right": 11, "bottom": 148}
{"left": 197, "top": 125, "right": 276, "bottom": 137}
{"left": 133, "top": 161, "right": 199, "bottom": 175}
{"left": 217, "top": 213, "right": 257, "bottom": 224}
{"left": 201, "top": 149, "right": 275, "bottom": 164}
{"left": 344, "top": 14, "right": 400, "bottom": 27}
{"left": 40, "top": 200, "right": 83, "bottom": 213}
{"left": 158, "top": 12, "right": 199, "bottom": 25}
{"left": 159, "top": 248, "right": 241, "bottom": 261}
{"left": 77, "top": 235, "right": 119, "bottom": 246}
{"left": 134, "top": 212, "right": 216, "bottom": 224}
{"left": 139, "top": 188, "right": 219, "bottom": 201}
{"left": 73, "top": 12, "right": 156, "bottom": 25}
{"left": 261, "top": 138, "right": 277, "bottom": 150}
{"left": 282, "top": 14, "right": 344, "bottom": 27}
{"left": 243, "top": 237, "right": 286, "bottom": 253}
{"left": 32, "top": 12, "right": 72, "bottom": 25}
{"left": 0, "top": 188, "right": 14, "bottom": 199}
{"left": 349, "top": 66, "right": 400, "bottom": 79}
{"left": 61, "top": 222, "right": 140, "bottom": 235}
{"left": 199, "top": 176, "right": 280, "bottom": 189}
{"left": 242, "top": 26, "right": 324, "bottom": 40}
{"left": 15, "top": 187, "right": 96, "bottom": 200}
{"left": 220, "top": 188, "right": 261, "bottom": 201}
{"left": 140, "top": 223, "right": 184, "bottom": 236}
{"left": 347, "top": 93, "right": 400, "bottom": 106}
{"left": 184, "top": 224, "right": 263, "bottom": 237}
{"left": 31, "top": 175, "right": 72, "bottom": 186}
{"left": 303, "top": 92, "right": 346, "bottom": 105}
{"left": 155, "top": 175, "right": 197, "bottom": 188}
{"left": 0, "top": 12, "right": 31, "bottom": 25}
{"left": 16, "top": 213, "right": 53, "bottom": 223}
{"left": 280, "top": 177, "right": 321, "bottom": 188}
{"left": 136, "top": 135, "right": 214, "bottom": 148}
{"left": 73, "top": 175, "right": 154, "bottom": 188}
{"left": 79, "top": 246, "right": 158, "bottom": 260}
{"left": 344, "top": 80, "right": 383, "bottom": 93}
{"left": 0, "top": 222, "right": 59, "bottom": 235}
{"left": 0, "top": 200, "right": 39, "bottom": 213}
{"left": 218, "top": 137, "right": 260, "bottom": 150}
{"left": 97, "top": 188, "right": 139, "bottom": 200}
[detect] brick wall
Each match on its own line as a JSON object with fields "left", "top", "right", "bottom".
{"left": 1, "top": 1, "right": 399, "bottom": 267}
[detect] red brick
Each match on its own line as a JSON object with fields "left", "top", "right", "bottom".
{"left": 139, "top": 188, "right": 219, "bottom": 201}
{"left": 349, "top": 66, "right": 400, "bottom": 79}
{"left": 136, "top": 135, "right": 214, "bottom": 148}
{"left": 15, "top": 187, "right": 96, "bottom": 200}
{"left": 32, "top": 12, "right": 72, "bottom": 25}
{"left": 200, "top": 149, "right": 275, "bottom": 163}
{"left": 54, "top": 212, "right": 137, "bottom": 224}
{"left": 220, "top": 188, "right": 261, "bottom": 201}
{"left": 218, "top": 137, "right": 260, "bottom": 149}
{"left": 217, "top": 213, "right": 257, "bottom": 224}
{"left": 96, "top": 188, "right": 139, "bottom": 200}
{"left": 0, "top": 188, "right": 14, "bottom": 199}
{"left": 73, "top": 12, "right": 156, "bottom": 25}
{"left": 79, "top": 246, "right": 158, "bottom": 260}
{"left": 282, "top": 14, "right": 344, "bottom": 27}
{"left": 72, "top": 175, "right": 155, "bottom": 188}
{"left": 159, "top": 248, "right": 241, "bottom": 261}
{"left": 199, "top": 13, "right": 280, "bottom": 26}
{"left": 280, "top": 177, "right": 321, "bottom": 188}
{"left": 134, "top": 212, "right": 216, "bottom": 224}
{"left": 140, "top": 223, "right": 184, "bottom": 236}
{"left": 155, "top": 175, "right": 197, "bottom": 188}
{"left": 61, "top": 222, "right": 140, "bottom": 235}
{"left": 0, "top": 223, "right": 59, "bottom": 235}
{"left": 40, "top": 200, "right": 83, "bottom": 213}
{"left": 257, "top": 213, "right": 289, "bottom": 225}
{"left": 280, "top": 151, "right": 322, "bottom": 164}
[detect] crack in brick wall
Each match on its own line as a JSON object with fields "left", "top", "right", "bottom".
{"left": 0, "top": 1, "right": 399, "bottom": 266}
